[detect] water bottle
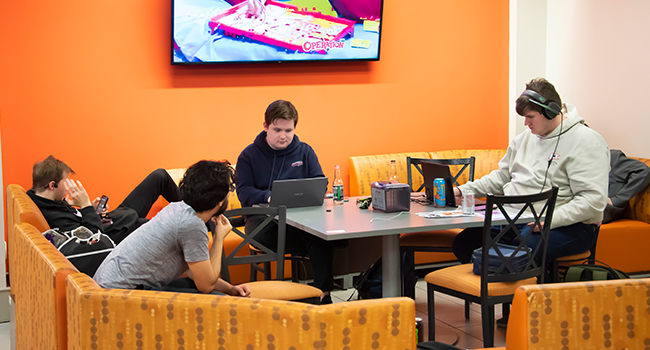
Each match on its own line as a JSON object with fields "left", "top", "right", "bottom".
{"left": 389, "top": 159, "right": 399, "bottom": 182}
{"left": 333, "top": 165, "right": 344, "bottom": 204}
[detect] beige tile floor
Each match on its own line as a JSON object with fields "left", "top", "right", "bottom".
{"left": 331, "top": 279, "right": 507, "bottom": 349}
{"left": 0, "top": 279, "right": 507, "bottom": 350}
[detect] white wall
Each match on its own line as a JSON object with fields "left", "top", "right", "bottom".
{"left": 513, "top": 0, "right": 650, "bottom": 157}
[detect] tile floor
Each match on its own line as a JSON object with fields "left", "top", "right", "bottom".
{"left": 0, "top": 279, "right": 507, "bottom": 349}
{"left": 331, "top": 279, "right": 507, "bottom": 349}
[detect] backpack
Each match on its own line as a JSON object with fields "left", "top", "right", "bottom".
{"left": 564, "top": 260, "right": 629, "bottom": 282}
{"left": 44, "top": 226, "right": 115, "bottom": 277}
{"left": 353, "top": 251, "right": 418, "bottom": 299}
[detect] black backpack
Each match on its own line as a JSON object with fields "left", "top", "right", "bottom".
{"left": 353, "top": 251, "right": 418, "bottom": 299}
{"left": 44, "top": 226, "right": 115, "bottom": 277}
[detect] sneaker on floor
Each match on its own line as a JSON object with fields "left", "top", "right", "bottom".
{"left": 496, "top": 316, "right": 508, "bottom": 328}
{"left": 320, "top": 294, "right": 333, "bottom": 305}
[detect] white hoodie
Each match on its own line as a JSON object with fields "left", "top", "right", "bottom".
{"left": 459, "top": 104, "right": 609, "bottom": 229}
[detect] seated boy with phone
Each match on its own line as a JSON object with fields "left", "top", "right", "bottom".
{"left": 28, "top": 155, "right": 182, "bottom": 244}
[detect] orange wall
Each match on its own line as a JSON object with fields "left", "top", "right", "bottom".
{"left": 0, "top": 1, "right": 509, "bottom": 206}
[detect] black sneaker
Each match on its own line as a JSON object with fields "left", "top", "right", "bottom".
{"left": 320, "top": 294, "right": 333, "bottom": 305}
{"left": 496, "top": 316, "right": 508, "bottom": 328}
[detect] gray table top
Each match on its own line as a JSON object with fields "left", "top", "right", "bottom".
{"left": 285, "top": 196, "right": 490, "bottom": 241}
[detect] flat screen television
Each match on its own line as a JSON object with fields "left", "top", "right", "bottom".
{"left": 172, "top": 0, "right": 383, "bottom": 64}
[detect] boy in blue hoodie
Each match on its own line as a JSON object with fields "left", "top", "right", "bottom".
{"left": 235, "top": 100, "right": 334, "bottom": 304}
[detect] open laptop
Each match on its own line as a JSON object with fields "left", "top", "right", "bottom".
{"left": 420, "top": 161, "right": 457, "bottom": 207}
{"left": 268, "top": 177, "right": 328, "bottom": 208}
{"left": 420, "top": 160, "right": 486, "bottom": 207}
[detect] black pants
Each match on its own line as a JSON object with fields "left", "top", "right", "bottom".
{"left": 245, "top": 215, "right": 334, "bottom": 292}
{"left": 106, "top": 169, "right": 181, "bottom": 243}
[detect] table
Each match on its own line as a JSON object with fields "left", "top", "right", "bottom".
{"left": 285, "top": 197, "right": 492, "bottom": 298}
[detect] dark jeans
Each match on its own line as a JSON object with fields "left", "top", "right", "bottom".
{"left": 119, "top": 168, "right": 181, "bottom": 218}
{"left": 452, "top": 222, "right": 598, "bottom": 271}
{"left": 137, "top": 277, "right": 225, "bottom": 295}
{"left": 106, "top": 169, "right": 181, "bottom": 243}
{"left": 245, "top": 215, "right": 334, "bottom": 292}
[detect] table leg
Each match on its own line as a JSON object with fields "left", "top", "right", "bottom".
{"left": 382, "top": 234, "right": 401, "bottom": 297}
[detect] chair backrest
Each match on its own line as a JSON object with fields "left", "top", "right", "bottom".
{"left": 480, "top": 187, "right": 559, "bottom": 288}
{"left": 219, "top": 206, "right": 287, "bottom": 283}
{"left": 406, "top": 157, "right": 476, "bottom": 193}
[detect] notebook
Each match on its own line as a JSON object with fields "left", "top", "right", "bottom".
{"left": 268, "top": 177, "right": 328, "bottom": 208}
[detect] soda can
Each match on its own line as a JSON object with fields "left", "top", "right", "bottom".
{"left": 433, "top": 178, "right": 446, "bottom": 207}
{"left": 415, "top": 317, "right": 424, "bottom": 343}
{"left": 462, "top": 190, "right": 475, "bottom": 215}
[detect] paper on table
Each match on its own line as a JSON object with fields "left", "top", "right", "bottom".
{"left": 416, "top": 210, "right": 475, "bottom": 218}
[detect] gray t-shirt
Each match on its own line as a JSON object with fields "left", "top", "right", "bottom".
{"left": 94, "top": 201, "right": 209, "bottom": 289}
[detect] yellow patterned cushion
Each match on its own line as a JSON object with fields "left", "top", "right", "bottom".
{"left": 429, "top": 149, "right": 507, "bottom": 184}
{"left": 349, "top": 152, "right": 431, "bottom": 196}
{"left": 67, "top": 273, "right": 417, "bottom": 350}
{"left": 424, "top": 264, "right": 537, "bottom": 297}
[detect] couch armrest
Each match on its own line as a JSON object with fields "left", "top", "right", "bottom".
{"left": 67, "top": 273, "right": 416, "bottom": 349}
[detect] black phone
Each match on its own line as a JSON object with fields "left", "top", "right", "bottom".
{"left": 96, "top": 195, "right": 109, "bottom": 215}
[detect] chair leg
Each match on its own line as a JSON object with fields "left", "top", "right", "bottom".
{"left": 291, "top": 258, "right": 300, "bottom": 282}
{"left": 480, "top": 303, "right": 495, "bottom": 348}
{"left": 263, "top": 262, "right": 272, "bottom": 280}
{"left": 551, "top": 259, "right": 560, "bottom": 282}
{"left": 427, "top": 284, "right": 436, "bottom": 341}
{"left": 465, "top": 300, "right": 471, "bottom": 320}
{"left": 502, "top": 302, "right": 510, "bottom": 320}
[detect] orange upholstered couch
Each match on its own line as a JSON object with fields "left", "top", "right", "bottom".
{"left": 7, "top": 184, "right": 417, "bottom": 350}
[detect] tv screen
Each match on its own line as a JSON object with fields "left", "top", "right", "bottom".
{"left": 172, "top": 0, "right": 383, "bottom": 64}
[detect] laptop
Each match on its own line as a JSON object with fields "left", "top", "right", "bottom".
{"left": 268, "top": 177, "right": 328, "bottom": 208}
{"left": 420, "top": 161, "right": 456, "bottom": 207}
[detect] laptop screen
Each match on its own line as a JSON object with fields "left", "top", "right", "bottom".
{"left": 269, "top": 177, "right": 329, "bottom": 208}
{"left": 420, "top": 161, "right": 455, "bottom": 207}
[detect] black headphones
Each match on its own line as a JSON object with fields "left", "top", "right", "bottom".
{"left": 521, "top": 89, "right": 561, "bottom": 120}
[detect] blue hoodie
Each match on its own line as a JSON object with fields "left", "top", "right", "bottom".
{"left": 236, "top": 131, "right": 325, "bottom": 207}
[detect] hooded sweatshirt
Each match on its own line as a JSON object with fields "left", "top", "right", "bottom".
{"left": 236, "top": 131, "right": 325, "bottom": 207}
{"left": 459, "top": 104, "right": 610, "bottom": 229}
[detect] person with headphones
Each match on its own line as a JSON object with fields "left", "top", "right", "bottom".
{"left": 450, "top": 77, "right": 609, "bottom": 283}
{"left": 27, "top": 155, "right": 182, "bottom": 245}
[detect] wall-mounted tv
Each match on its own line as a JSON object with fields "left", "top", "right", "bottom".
{"left": 172, "top": 0, "right": 383, "bottom": 64}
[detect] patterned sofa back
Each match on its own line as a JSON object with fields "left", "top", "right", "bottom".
{"left": 67, "top": 272, "right": 416, "bottom": 349}
{"left": 348, "top": 149, "right": 507, "bottom": 197}
{"left": 12, "top": 222, "right": 77, "bottom": 350}
{"left": 506, "top": 278, "right": 650, "bottom": 349}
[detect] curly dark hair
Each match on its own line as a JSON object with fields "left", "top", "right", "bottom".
{"left": 179, "top": 160, "right": 235, "bottom": 213}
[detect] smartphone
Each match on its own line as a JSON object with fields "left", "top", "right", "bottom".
{"left": 96, "top": 195, "right": 109, "bottom": 215}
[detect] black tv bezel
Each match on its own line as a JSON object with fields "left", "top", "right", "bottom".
{"left": 170, "top": 0, "right": 384, "bottom": 65}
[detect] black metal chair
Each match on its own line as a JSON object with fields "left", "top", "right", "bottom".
{"left": 425, "top": 187, "right": 559, "bottom": 347}
{"left": 218, "top": 206, "right": 322, "bottom": 302}
{"left": 400, "top": 157, "right": 475, "bottom": 298}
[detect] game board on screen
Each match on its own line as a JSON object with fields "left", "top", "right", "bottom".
{"left": 172, "top": 0, "right": 383, "bottom": 64}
